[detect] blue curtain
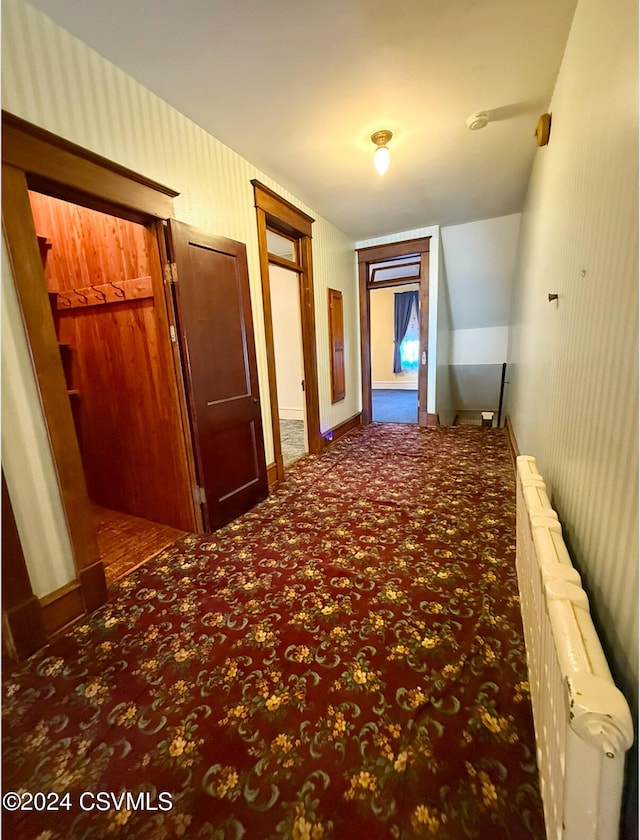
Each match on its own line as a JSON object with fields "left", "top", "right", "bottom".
{"left": 393, "top": 291, "right": 419, "bottom": 373}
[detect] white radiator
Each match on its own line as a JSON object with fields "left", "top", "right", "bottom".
{"left": 515, "top": 455, "right": 633, "bottom": 840}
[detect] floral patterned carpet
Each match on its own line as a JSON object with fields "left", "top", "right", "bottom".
{"left": 2, "top": 424, "right": 544, "bottom": 839}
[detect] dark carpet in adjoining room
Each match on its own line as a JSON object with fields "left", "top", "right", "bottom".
{"left": 371, "top": 388, "right": 418, "bottom": 423}
{"left": 2, "top": 424, "right": 543, "bottom": 839}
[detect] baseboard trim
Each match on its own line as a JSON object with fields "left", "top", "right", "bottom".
{"left": 40, "top": 581, "right": 85, "bottom": 637}
{"left": 326, "top": 412, "right": 362, "bottom": 445}
{"left": 2, "top": 594, "right": 47, "bottom": 662}
{"left": 419, "top": 411, "right": 440, "bottom": 427}
{"left": 278, "top": 408, "right": 305, "bottom": 421}
{"left": 79, "top": 560, "right": 108, "bottom": 613}
{"left": 267, "top": 461, "right": 279, "bottom": 489}
{"left": 372, "top": 382, "right": 418, "bottom": 391}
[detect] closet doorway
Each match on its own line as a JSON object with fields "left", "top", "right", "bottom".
{"left": 3, "top": 114, "right": 268, "bottom": 650}
{"left": 28, "top": 191, "right": 194, "bottom": 583}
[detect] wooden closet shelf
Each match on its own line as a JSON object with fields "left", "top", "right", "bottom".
{"left": 52, "top": 276, "right": 153, "bottom": 311}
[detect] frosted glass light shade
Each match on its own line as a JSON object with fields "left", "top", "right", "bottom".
{"left": 374, "top": 145, "right": 390, "bottom": 175}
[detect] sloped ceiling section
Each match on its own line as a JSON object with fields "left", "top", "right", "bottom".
{"left": 440, "top": 214, "right": 521, "bottom": 414}
{"left": 25, "top": 0, "right": 577, "bottom": 240}
{"left": 441, "top": 214, "right": 522, "bottom": 331}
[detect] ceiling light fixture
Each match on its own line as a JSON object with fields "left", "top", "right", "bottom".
{"left": 371, "top": 130, "right": 393, "bottom": 175}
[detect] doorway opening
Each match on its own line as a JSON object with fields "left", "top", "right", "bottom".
{"left": 252, "top": 180, "right": 322, "bottom": 482}
{"left": 269, "top": 254, "right": 308, "bottom": 468}
{"left": 357, "top": 238, "right": 434, "bottom": 427}
{"left": 369, "top": 280, "right": 420, "bottom": 423}
{"left": 28, "top": 190, "right": 194, "bottom": 583}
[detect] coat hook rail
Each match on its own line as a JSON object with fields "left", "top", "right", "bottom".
{"left": 52, "top": 276, "right": 153, "bottom": 310}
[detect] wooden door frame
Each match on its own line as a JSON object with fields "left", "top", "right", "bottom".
{"left": 2, "top": 470, "right": 47, "bottom": 661}
{"left": 252, "top": 180, "right": 322, "bottom": 481}
{"left": 357, "top": 237, "right": 437, "bottom": 427}
{"left": 1, "top": 112, "right": 199, "bottom": 643}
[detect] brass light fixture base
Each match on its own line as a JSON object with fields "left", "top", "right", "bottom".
{"left": 371, "top": 130, "right": 393, "bottom": 147}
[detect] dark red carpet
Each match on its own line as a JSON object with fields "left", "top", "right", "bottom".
{"left": 2, "top": 424, "right": 544, "bottom": 839}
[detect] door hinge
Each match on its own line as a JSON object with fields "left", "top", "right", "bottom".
{"left": 301, "top": 380, "right": 305, "bottom": 392}
{"left": 193, "top": 485, "right": 207, "bottom": 505}
{"left": 169, "top": 324, "right": 178, "bottom": 344}
{"left": 164, "top": 261, "right": 178, "bottom": 285}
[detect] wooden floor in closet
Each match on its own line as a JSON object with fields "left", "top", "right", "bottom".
{"left": 93, "top": 506, "right": 187, "bottom": 585}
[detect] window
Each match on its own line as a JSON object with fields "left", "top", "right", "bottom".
{"left": 266, "top": 229, "right": 297, "bottom": 262}
{"left": 399, "top": 299, "right": 420, "bottom": 370}
{"left": 393, "top": 290, "right": 419, "bottom": 373}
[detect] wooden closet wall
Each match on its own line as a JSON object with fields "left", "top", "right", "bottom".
{"left": 29, "top": 192, "right": 195, "bottom": 532}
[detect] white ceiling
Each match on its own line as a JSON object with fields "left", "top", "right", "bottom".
{"left": 26, "top": 0, "right": 577, "bottom": 240}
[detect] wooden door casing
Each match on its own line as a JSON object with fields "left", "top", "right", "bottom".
{"left": 357, "top": 238, "right": 435, "bottom": 427}
{"left": 2, "top": 112, "right": 192, "bottom": 647}
{"left": 168, "top": 221, "right": 269, "bottom": 530}
{"left": 28, "top": 192, "right": 197, "bottom": 532}
{"left": 417, "top": 250, "right": 431, "bottom": 427}
{"left": 2, "top": 471, "right": 48, "bottom": 661}
{"left": 252, "top": 180, "right": 321, "bottom": 482}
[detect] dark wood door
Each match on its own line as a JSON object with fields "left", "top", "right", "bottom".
{"left": 167, "top": 221, "right": 268, "bottom": 530}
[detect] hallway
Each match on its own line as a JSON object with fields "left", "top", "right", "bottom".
{"left": 3, "top": 424, "right": 543, "bottom": 839}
